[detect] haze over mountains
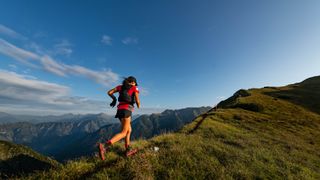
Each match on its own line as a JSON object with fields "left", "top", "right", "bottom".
{"left": 0, "top": 107, "right": 210, "bottom": 161}
{"left": 0, "top": 113, "right": 118, "bottom": 159}
{"left": 0, "top": 112, "right": 121, "bottom": 124}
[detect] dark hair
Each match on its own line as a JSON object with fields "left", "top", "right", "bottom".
{"left": 122, "top": 76, "right": 138, "bottom": 90}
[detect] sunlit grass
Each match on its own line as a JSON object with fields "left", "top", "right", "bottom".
{"left": 26, "top": 78, "right": 320, "bottom": 179}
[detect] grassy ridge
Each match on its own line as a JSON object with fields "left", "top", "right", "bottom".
{"left": 27, "top": 77, "right": 320, "bottom": 179}
{"left": 0, "top": 140, "right": 59, "bottom": 178}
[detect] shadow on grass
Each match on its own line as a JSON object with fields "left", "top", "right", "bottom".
{"left": 187, "top": 113, "right": 209, "bottom": 134}
{"left": 78, "top": 158, "right": 120, "bottom": 179}
{"left": 0, "top": 154, "right": 53, "bottom": 178}
{"left": 264, "top": 77, "right": 320, "bottom": 115}
{"left": 77, "top": 145, "right": 129, "bottom": 179}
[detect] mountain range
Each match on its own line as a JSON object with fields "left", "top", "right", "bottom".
{"left": 0, "top": 107, "right": 210, "bottom": 161}
{"left": 0, "top": 112, "right": 97, "bottom": 124}
{"left": 57, "top": 106, "right": 211, "bottom": 160}
{"left": 0, "top": 113, "right": 118, "bottom": 159}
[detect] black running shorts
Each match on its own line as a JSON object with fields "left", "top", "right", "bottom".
{"left": 115, "top": 109, "right": 132, "bottom": 120}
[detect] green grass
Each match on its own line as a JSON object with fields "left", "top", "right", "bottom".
{"left": 26, "top": 77, "right": 320, "bottom": 179}
{"left": 0, "top": 140, "right": 59, "bottom": 178}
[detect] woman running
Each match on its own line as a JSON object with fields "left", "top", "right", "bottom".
{"left": 99, "top": 76, "right": 140, "bottom": 160}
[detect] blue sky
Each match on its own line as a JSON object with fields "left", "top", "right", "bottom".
{"left": 0, "top": 0, "right": 320, "bottom": 115}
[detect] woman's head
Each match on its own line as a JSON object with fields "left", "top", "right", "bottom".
{"left": 122, "top": 76, "right": 138, "bottom": 89}
{"left": 127, "top": 76, "right": 138, "bottom": 86}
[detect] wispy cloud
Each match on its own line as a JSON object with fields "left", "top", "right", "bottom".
{"left": 28, "top": 39, "right": 73, "bottom": 57}
{"left": 0, "top": 38, "right": 40, "bottom": 68}
{"left": 40, "top": 55, "right": 67, "bottom": 76}
{"left": 28, "top": 42, "right": 45, "bottom": 55}
{"left": 138, "top": 87, "right": 149, "bottom": 96}
{"left": 0, "top": 38, "right": 119, "bottom": 86}
{"left": 122, "top": 37, "right": 138, "bottom": 45}
{"left": 53, "top": 39, "right": 73, "bottom": 56}
{"left": 101, "top": 35, "right": 112, "bottom": 45}
{"left": 0, "top": 24, "right": 26, "bottom": 40}
{"left": 0, "top": 70, "right": 161, "bottom": 115}
{"left": 0, "top": 70, "right": 108, "bottom": 114}
{"left": 216, "top": 96, "right": 226, "bottom": 100}
{"left": 0, "top": 70, "right": 70, "bottom": 105}
{"left": 33, "top": 31, "right": 47, "bottom": 39}
{"left": 8, "top": 64, "right": 17, "bottom": 70}
{"left": 64, "top": 65, "right": 119, "bottom": 86}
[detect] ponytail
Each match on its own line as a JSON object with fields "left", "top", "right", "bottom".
{"left": 121, "top": 76, "right": 138, "bottom": 90}
{"left": 122, "top": 78, "right": 131, "bottom": 90}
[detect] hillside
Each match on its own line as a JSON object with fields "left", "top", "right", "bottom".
{"left": 264, "top": 76, "right": 320, "bottom": 115}
{"left": 0, "top": 140, "right": 59, "bottom": 179}
{"left": 24, "top": 76, "right": 320, "bottom": 179}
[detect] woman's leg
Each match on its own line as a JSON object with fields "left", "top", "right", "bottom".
{"left": 125, "top": 125, "right": 132, "bottom": 148}
{"left": 109, "top": 116, "right": 131, "bottom": 144}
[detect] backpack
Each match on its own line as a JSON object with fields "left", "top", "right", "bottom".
{"left": 118, "top": 86, "right": 135, "bottom": 105}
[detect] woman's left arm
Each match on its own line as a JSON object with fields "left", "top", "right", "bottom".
{"left": 107, "top": 87, "right": 118, "bottom": 107}
{"left": 107, "top": 87, "right": 118, "bottom": 97}
{"left": 134, "top": 92, "right": 140, "bottom": 108}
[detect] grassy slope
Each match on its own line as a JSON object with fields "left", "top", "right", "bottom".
{"left": 0, "top": 140, "right": 59, "bottom": 178}
{"left": 28, "top": 77, "right": 320, "bottom": 179}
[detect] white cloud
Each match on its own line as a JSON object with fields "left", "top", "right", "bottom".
{"left": 122, "top": 37, "right": 138, "bottom": 45}
{"left": 22, "top": 68, "right": 31, "bottom": 74}
{"left": 65, "top": 65, "right": 119, "bottom": 87}
{"left": 0, "top": 24, "right": 26, "bottom": 40}
{"left": 138, "top": 87, "right": 149, "bottom": 96}
{"left": 28, "top": 42, "right": 45, "bottom": 55}
{"left": 0, "top": 39, "right": 40, "bottom": 68}
{"left": 8, "top": 64, "right": 17, "bottom": 70}
{"left": 216, "top": 96, "right": 226, "bottom": 100}
{"left": 101, "top": 35, "right": 112, "bottom": 45}
{"left": 0, "top": 70, "right": 69, "bottom": 105}
{"left": 0, "top": 70, "right": 105, "bottom": 113}
{"left": 29, "top": 40, "right": 72, "bottom": 57}
{"left": 0, "top": 38, "right": 119, "bottom": 87}
{"left": 33, "top": 31, "right": 47, "bottom": 39}
{"left": 0, "top": 70, "right": 162, "bottom": 115}
{"left": 53, "top": 39, "right": 73, "bottom": 56}
{"left": 40, "top": 55, "right": 67, "bottom": 76}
